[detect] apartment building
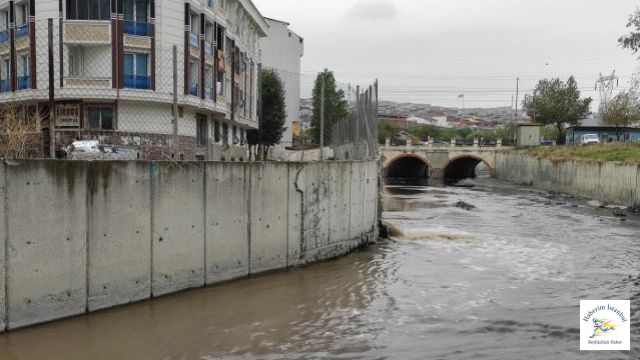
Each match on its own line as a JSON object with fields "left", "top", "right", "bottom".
{"left": 0, "top": 0, "right": 268, "bottom": 160}
{"left": 260, "top": 17, "right": 303, "bottom": 146}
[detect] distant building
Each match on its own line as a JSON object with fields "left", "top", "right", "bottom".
{"left": 566, "top": 126, "right": 640, "bottom": 144}
{"left": 260, "top": 17, "right": 304, "bottom": 146}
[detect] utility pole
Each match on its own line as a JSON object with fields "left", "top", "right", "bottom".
{"left": 319, "top": 74, "right": 325, "bottom": 161}
{"left": 514, "top": 77, "right": 520, "bottom": 123}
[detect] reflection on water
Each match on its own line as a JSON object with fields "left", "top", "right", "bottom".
{"left": 1, "top": 179, "right": 639, "bottom": 359}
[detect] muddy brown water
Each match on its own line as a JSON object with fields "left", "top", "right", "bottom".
{"left": 0, "top": 179, "right": 638, "bottom": 359}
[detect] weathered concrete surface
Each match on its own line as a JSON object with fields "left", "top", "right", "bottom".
{"left": 205, "top": 163, "right": 250, "bottom": 284}
{"left": 0, "top": 162, "right": 6, "bottom": 332}
{"left": 495, "top": 153, "right": 640, "bottom": 205}
{"left": 6, "top": 161, "right": 87, "bottom": 329}
{"left": 87, "top": 162, "right": 151, "bottom": 311}
{"left": 249, "top": 163, "right": 289, "bottom": 274}
{"left": 0, "top": 159, "right": 380, "bottom": 331}
{"left": 151, "top": 163, "right": 205, "bottom": 297}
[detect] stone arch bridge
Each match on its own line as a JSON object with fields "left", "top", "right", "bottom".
{"left": 381, "top": 143, "right": 508, "bottom": 180}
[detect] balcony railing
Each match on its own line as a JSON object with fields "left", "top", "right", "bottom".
{"left": 124, "top": 21, "right": 151, "bottom": 37}
{"left": 124, "top": 75, "right": 150, "bottom": 90}
{"left": 0, "top": 30, "right": 8, "bottom": 44}
{"left": 17, "top": 75, "right": 30, "bottom": 90}
{"left": 189, "top": 33, "right": 199, "bottom": 48}
{"left": 0, "top": 79, "right": 11, "bottom": 93}
{"left": 16, "top": 23, "right": 29, "bottom": 39}
{"left": 189, "top": 83, "right": 199, "bottom": 96}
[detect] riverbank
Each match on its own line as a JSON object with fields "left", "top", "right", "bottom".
{"left": 494, "top": 151, "right": 640, "bottom": 206}
{"left": 522, "top": 143, "right": 640, "bottom": 164}
{"left": 0, "top": 159, "right": 379, "bottom": 332}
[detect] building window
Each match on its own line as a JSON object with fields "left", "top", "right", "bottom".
{"left": 69, "top": 46, "right": 84, "bottom": 77}
{"left": 66, "top": 0, "right": 111, "bottom": 21}
{"left": 205, "top": 65, "right": 214, "bottom": 100}
{"left": 123, "top": 0, "right": 150, "bottom": 36}
{"left": 232, "top": 126, "right": 238, "bottom": 145}
{"left": 86, "top": 106, "right": 114, "bottom": 130}
{"left": 189, "top": 59, "right": 199, "bottom": 96}
{"left": 222, "top": 123, "right": 228, "bottom": 146}
{"left": 196, "top": 115, "right": 207, "bottom": 147}
{"left": 17, "top": 55, "right": 29, "bottom": 90}
{"left": 214, "top": 120, "right": 220, "bottom": 143}
{"left": 124, "top": 52, "right": 150, "bottom": 89}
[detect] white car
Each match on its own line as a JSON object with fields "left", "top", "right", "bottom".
{"left": 580, "top": 134, "right": 600, "bottom": 145}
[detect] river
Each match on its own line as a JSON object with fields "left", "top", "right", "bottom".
{"left": 0, "top": 179, "right": 638, "bottom": 359}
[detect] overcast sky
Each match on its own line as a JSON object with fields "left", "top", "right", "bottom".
{"left": 253, "top": 0, "right": 640, "bottom": 109}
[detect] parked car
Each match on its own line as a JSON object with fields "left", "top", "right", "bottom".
{"left": 65, "top": 140, "right": 140, "bottom": 160}
{"left": 580, "top": 134, "right": 601, "bottom": 145}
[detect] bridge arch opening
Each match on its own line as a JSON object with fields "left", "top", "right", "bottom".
{"left": 443, "top": 155, "right": 491, "bottom": 181}
{"left": 385, "top": 154, "right": 431, "bottom": 180}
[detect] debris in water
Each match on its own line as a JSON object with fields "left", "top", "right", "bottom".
{"left": 456, "top": 201, "right": 476, "bottom": 211}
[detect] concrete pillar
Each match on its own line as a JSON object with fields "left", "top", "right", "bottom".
{"left": 497, "top": 138, "right": 503, "bottom": 148}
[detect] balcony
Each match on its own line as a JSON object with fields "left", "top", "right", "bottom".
{"left": 124, "top": 75, "right": 150, "bottom": 90}
{"left": 124, "top": 21, "right": 151, "bottom": 37}
{"left": 17, "top": 75, "right": 30, "bottom": 90}
{"left": 189, "top": 83, "right": 199, "bottom": 96}
{"left": 0, "top": 30, "right": 8, "bottom": 45}
{"left": 16, "top": 23, "right": 29, "bottom": 39}
{"left": 0, "top": 79, "right": 11, "bottom": 93}
{"left": 189, "top": 33, "right": 199, "bottom": 48}
{"left": 204, "top": 41, "right": 214, "bottom": 55}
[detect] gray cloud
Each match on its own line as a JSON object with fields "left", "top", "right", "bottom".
{"left": 346, "top": 0, "right": 398, "bottom": 21}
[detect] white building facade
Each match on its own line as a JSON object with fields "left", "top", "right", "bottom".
{"left": 0, "top": 0, "right": 268, "bottom": 160}
{"left": 259, "top": 17, "right": 303, "bottom": 146}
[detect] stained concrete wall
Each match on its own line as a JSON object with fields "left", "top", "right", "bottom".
{"left": 0, "top": 159, "right": 379, "bottom": 331}
{"left": 495, "top": 153, "right": 640, "bottom": 205}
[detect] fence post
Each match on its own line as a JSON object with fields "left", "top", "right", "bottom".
{"left": 172, "top": 45, "right": 179, "bottom": 158}
{"left": 319, "top": 74, "right": 325, "bottom": 161}
{"left": 48, "top": 18, "right": 55, "bottom": 159}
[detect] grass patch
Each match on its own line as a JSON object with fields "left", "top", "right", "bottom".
{"left": 520, "top": 143, "right": 640, "bottom": 164}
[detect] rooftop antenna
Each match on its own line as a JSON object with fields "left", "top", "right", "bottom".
{"left": 595, "top": 70, "right": 618, "bottom": 107}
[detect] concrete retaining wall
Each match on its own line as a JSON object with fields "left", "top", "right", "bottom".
{"left": 495, "top": 153, "right": 640, "bottom": 205}
{"left": 0, "top": 159, "right": 379, "bottom": 331}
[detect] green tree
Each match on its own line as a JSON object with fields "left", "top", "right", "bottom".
{"left": 378, "top": 118, "right": 401, "bottom": 144}
{"left": 311, "top": 69, "right": 349, "bottom": 145}
{"left": 600, "top": 92, "right": 640, "bottom": 128}
{"left": 248, "top": 69, "right": 286, "bottom": 159}
{"left": 522, "top": 76, "right": 592, "bottom": 143}
{"left": 619, "top": 8, "right": 640, "bottom": 58}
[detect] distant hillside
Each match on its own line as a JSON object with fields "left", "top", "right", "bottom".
{"left": 300, "top": 99, "right": 528, "bottom": 130}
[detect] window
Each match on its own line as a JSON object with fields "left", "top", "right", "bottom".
{"left": 189, "top": 59, "right": 199, "bottom": 96}
{"left": 123, "top": 0, "right": 149, "bottom": 22}
{"left": 249, "top": 61, "right": 254, "bottom": 119}
{"left": 222, "top": 123, "right": 228, "bottom": 146}
{"left": 66, "top": 0, "right": 110, "bottom": 20}
{"left": 124, "top": 53, "right": 150, "bottom": 89}
{"left": 196, "top": 115, "right": 207, "bottom": 147}
{"left": 205, "top": 65, "right": 214, "bottom": 100}
{"left": 232, "top": 126, "right": 238, "bottom": 145}
{"left": 86, "top": 106, "right": 114, "bottom": 130}
{"left": 214, "top": 120, "right": 220, "bottom": 143}
{"left": 69, "top": 47, "right": 83, "bottom": 77}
